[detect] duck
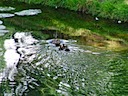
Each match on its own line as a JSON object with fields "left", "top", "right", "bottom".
{"left": 59, "top": 44, "right": 70, "bottom": 51}
{"left": 51, "top": 39, "right": 61, "bottom": 46}
{"left": 59, "top": 44, "right": 64, "bottom": 50}
{"left": 64, "top": 45, "right": 70, "bottom": 51}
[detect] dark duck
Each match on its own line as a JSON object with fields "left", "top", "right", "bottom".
{"left": 51, "top": 39, "right": 61, "bottom": 47}
{"left": 59, "top": 44, "right": 70, "bottom": 51}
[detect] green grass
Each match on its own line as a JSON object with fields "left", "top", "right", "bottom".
{"left": 11, "top": 0, "right": 128, "bottom": 22}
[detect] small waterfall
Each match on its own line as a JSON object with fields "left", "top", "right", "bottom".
{"left": 0, "top": 32, "right": 41, "bottom": 95}
{"left": 0, "top": 32, "right": 64, "bottom": 95}
{"left": 2, "top": 32, "right": 39, "bottom": 81}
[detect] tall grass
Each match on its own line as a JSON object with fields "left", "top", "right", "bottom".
{"left": 11, "top": 0, "right": 128, "bottom": 22}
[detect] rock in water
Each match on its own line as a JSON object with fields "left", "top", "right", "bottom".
{"left": 15, "top": 9, "right": 42, "bottom": 16}
{"left": 0, "top": 13, "right": 15, "bottom": 18}
{"left": 0, "top": 7, "right": 15, "bottom": 11}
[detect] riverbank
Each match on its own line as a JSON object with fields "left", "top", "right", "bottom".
{"left": 1, "top": 1, "right": 128, "bottom": 51}
{"left": 13, "top": 0, "right": 128, "bottom": 22}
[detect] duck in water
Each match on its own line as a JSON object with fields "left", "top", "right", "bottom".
{"left": 51, "top": 39, "right": 61, "bottom": 47}
{"left": 59, "top": 44, "right": 70, "bottom": 51}
{"left": 46, "top": 39, "right": 70, "bottom": 51}
{"left": 65, "top": 45, "right": 70, "bottom": 51}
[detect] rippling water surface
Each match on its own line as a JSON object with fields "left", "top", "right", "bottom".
{"left": 0, "top": 32, "right": 127, "bottom": 96}
{"left": 0, "top": 1, "right": 127, "bottom": 96}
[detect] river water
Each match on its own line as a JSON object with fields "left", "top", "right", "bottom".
{"left": 0, "top": 1, "right": 128, "bottom": 96}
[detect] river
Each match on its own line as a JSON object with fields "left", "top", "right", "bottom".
{"left": 0, "top": 1, "right": 128, "bottom": 96}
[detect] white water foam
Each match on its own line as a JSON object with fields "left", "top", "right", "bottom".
{"left": 0, "top": 32, "right": 40, "bottom": 83}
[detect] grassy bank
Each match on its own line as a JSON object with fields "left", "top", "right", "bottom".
{"left": 12, "top": 0, "right": 128, "bottom": 22}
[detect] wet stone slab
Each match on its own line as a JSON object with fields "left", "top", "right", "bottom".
{"left": 15, "top": 9, "right": 42, "bottom": 16}
{"left": 0, "top": 13, "right": 15, "bottom": 18}
{"left": 0, "top": 7, "right": 15, "bottom": 11}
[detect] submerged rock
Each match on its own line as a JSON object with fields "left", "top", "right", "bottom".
{"left": 0, "top": 7, "right": 15, "bottom": 11}
{"left": 15, "top": 9, "right": 42, "bottom": 16}
{"left": 0, "top": 13, "right": 15, "bottom": 18}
